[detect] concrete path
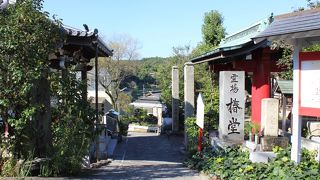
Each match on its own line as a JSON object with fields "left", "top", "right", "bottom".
{"left": 80, "top": 132, "right": 209, "bottom": 180}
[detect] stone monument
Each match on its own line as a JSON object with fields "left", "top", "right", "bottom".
{"left": 219, "top": 71, "right": 245, "bottom": 143}
{"left": 261, "top": 98, "right": 279, "bottom": 136}
{"left": 260, "top": 98, "right": 289, "bottom": 151}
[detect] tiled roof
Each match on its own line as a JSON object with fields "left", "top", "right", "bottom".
{"left": 254, "top": 8, "right": 320, "bottom": 41}
{"left": 62, "top": 25, "right": 113, "bottom": 57}
{"left": 219, "top": 18, "right": 269, "bottom": 49}
{"left": 191, "top": 17, "right": 271, "bottom": 64}
{"left": 278, "top": 80, "right": 293, "bottom": 95}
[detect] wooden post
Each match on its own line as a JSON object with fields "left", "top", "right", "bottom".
{"left": 251, "top": 48, "right": 271, "bottom": 126}
{"left": 291, "top": 40, "right": 302, "bottom": 163}
{"left": 81, "top": 63, "right": 88, "bottom": 102}
{"left": 95, "top": 42, "right": 99, "bottom": 161}
{"left": 198, "top": 128, "right": 203, "bottom": 152}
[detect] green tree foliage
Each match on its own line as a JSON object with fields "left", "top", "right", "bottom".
{"left": 271, "top": 41, "right": 294, "bottom": 80}
{"left": 194, "top": 64, "right": 219, "bottom": 130}
{"left": 118, "top": 91, "right": 132, "bottom": 114}
{"left": 0, "top": 0, "right": 61, "bottom": 159}
{"left": 0, "top": 0, "right": 96, "bottom": 176}
{"left": 155, "top": 45, "right": 191, "bottom": 118}
{"left": 191, "top": 42, "right": 213, "bottom": 58}
{"left": 201, "top": 10, "right": 225, "bottom": 49}
{"left": 122, "top": 57, "right": 165, "bottom": 100}
{"left": 48, "top": 71, "right": 95, "bottom": 176}
{"left": 152, "top": 10, "right": 225, "bottom": 131}
{"left": 191, "top": 10, "right": 225, "bottom": 130}
{"left": 137, "top": 57, "right": 164, "bottom": 88}
{"left": 99, "top": 57, "right": 136, "bottom": 111}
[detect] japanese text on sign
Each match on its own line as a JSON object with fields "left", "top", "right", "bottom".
{"left": 219, "top": 71, "right": 245, "bottom": 142}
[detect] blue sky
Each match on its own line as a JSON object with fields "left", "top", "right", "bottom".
{"left": 43, "top": 0, "right": 308, "bottom": 59}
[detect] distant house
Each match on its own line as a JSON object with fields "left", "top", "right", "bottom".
{"left": 87, "top": 71, "right": 113, "bottom": 114}
{"left": 130, "top": 91, "right": 165, "bottom": 126}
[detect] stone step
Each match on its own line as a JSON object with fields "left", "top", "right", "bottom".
{"left": 249, "top": 151, "right": 276, "bottom": 163}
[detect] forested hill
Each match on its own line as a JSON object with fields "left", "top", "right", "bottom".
{"left": 120, "top": 56, "right": 170, "bottom": 100}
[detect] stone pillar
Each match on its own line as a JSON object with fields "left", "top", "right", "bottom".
{"left": 184, "top": 62, "right": 195, "bottom": 118}
{"left": 172, "top": 66, "right": 179, "bottom": 133}
{"left": 219, "top": 71, "right": 245, "bottom": 143}
{"left": 157, "top": 107, "right": 163, "bottom": 126}
{"left": 184, "top": 62, "right": 194, "bottom": 145}
{"left": 261, "top": 98, "right": 279, "bottom": 136}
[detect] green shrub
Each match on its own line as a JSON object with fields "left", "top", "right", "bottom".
{"left": 244, "top": 121, "right": 253, "bottom": 139}
{"left": 1, "top": 157, "right": 17, "bottom": 177}
{"left": 0, "top": 0, "right": 98, "bottom": 177}
{"left": 119, "top": 115, "right": 135, "bottom": 136}
{"left": 185, "top": 146, "right": 320, "bottom": 179}
{"left": 185, "top": 117, "right": 199, "bottom": 155}
{"left": 1, "top": 156, "right": 33, "bottom": 178}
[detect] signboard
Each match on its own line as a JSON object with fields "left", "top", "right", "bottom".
{"left": 196, "top": 93, "right": 204, "bottom": 129}
{"left": 299, "top": 52, "right": 320, "bottom": 117}
{"left": 219, "top": 71, "right": 245, "bottom": 142}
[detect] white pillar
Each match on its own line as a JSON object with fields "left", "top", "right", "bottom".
{"left": 291, "top": 40, "right": 302, "bottom": 163}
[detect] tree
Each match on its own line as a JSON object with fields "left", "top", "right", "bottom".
{"left": 307, "top": 0, "right": 320, "bottom": 8}
{"left": 99, "top": 34, "right": 141, "bottom": 111}
{"left": 192, "top": 10, "right": 225, "bottom": 57}
{"left": 192, "top": 10, "right": 226, "bottom": 131}
{"left": 0, "top": 1, "right": 98, "bottom": 176}
{"left": 154, "top": 10, "right": 226, "bottom": 132}
{"left": 107, "top": 33, "right": 141, "bottom": 61}
{"left": 191, "top": 42, "right": 213, "bottom": 57}
{"left": 0, "top": 0, "right": 61, "bottom": 159}
{"left": 201, "top": 10, "right": 225, "bottom": 49}
{"left": 155, "top": 45, "right": 191, "bottom": 116}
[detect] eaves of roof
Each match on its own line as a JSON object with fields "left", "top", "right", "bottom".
{"left": 191, "top": 40, "right": 268, "bottom": 64}
{"left": 278, "top": 80, "right": 293, "bottom": 95}
{"left": 191, "top": 17, "right": 270, "bottom": 64}
{"left": 254, "top": 8, "right": 320, "bottom": 42}
{"left": 62, "top": 25, "right": 113, "bottom": 57}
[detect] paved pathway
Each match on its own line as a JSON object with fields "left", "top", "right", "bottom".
{"left": 81, "top": 132, "right": 209, "bottom": 180}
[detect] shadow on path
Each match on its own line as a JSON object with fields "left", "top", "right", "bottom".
{"left": 77, "top": 132, "right": 205, "bottom": 180}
